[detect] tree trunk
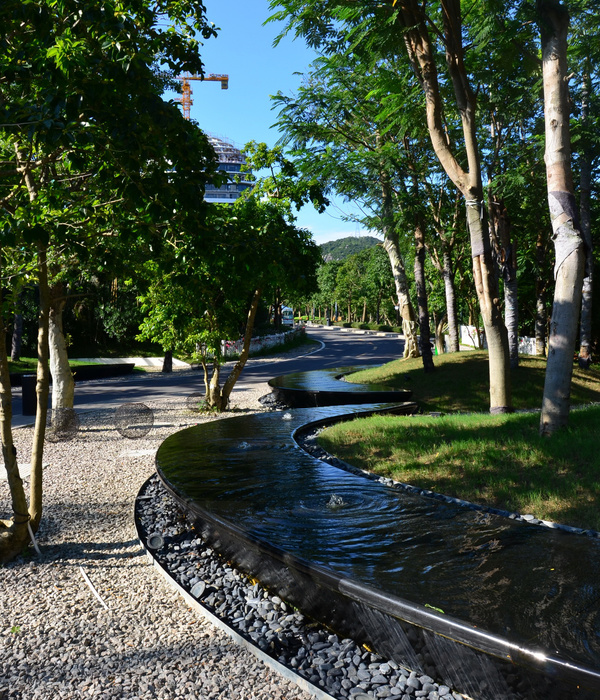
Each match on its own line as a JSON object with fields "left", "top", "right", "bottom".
{"left": 578, "top": 72, "right": 593, "bottom": 369}
{"left": 206, "top": 362, "right": 222, "bottom": 409}
{"left": 49, "top": 284, "right": 75, "bottom": 412}
{"left": 11, "top": 302, "right": 23, "bottom": 362}
{"left": 433, "top": 311, "right": 446, "bottom": 355}
{"left": 28, "top": 244, "right": 51, "bottom": 530}
{"left": 0, "top": 253, "right": 30, "bottom": 563}
{"left": 535, "top": 229, "right": 549, "bottom": 356}
{"left": 467, "top": 203, "right": 512, "bottom": 412}
{"left": 442, "top": 251, "right": 460, "bottom": 352}
{"left": 535, "top": 294, "right": 547, "bottom": 357}
{"left": 489, "top": 198, "right": 519, "bottom": 368}
{"left": 414, "top": 220, "right": 435, "bottom": 372}
{"left": 378, "top": 133, "right": 419, "bottom": 358}
{"left": 219, "top": 288, "right": 263, "bottom": 410}
{"left": 162, "top": 350, "right": 173, "bottom": 373}
{"left": 538, "top": 0, "right": 586, "bottom": 436}
{"left": 398, "top": 0, "right": 511, "bottom": 411}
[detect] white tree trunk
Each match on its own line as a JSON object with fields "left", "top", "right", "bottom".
{"left": 382, "top": 237, "right": 419, "bottom": 358}
{"left": 538, "top": 0, "right": 586, "bottom": 436}
{"left": 442, "top": 251, "right": 460, "bottom": 353}
{"left": 49, "top": 293, "right": 74, "bottom": 411}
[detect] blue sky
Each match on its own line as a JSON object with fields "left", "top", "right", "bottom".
{"left": 162, "top": 1, "right": 375, "bottom": 245}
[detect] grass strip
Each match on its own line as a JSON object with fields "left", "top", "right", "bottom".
{"left": 345, "top": 351, "right": 600, "bottom": 413}
{"left": 321, "top": 351, "right": 600, "bottom": 531}
{"left": 8, "top": 358, "right": 105, "bottom": 375}
{"left": 318, "top": 407, "right": 600, "bottom": 531}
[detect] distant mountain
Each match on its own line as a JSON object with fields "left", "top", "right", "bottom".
{"left": 319, "top": 236, "right": 381, "bottom": 262}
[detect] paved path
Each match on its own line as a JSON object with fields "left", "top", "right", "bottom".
{"left": 11, "top": 327, "right": 406, "bottom": 428}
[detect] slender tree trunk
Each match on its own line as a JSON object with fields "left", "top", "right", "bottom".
{"left": 398, "top": 0, "right": 511, "bottom": 411}
{"left": 489, "top": 198, "right": 519, "bottom": 368}
{"left": 29, "top": 244, "right": 51, "bottom": 530}
{"left": 49, "top": 283, "right": 75, "bottom": 412}
{"left": 538, "top": 0, "right": 586, "bottom": 436}
{"left": 378, "top": 134, "right": 419, "bottom": 358}
{"left": 433, "top": 312, "right": 446, "bottom": 355}
{"left": 578, "top": 72, "right": 593, "bottom": 369}
{"left": 535, "top": 295, "right": 547, "bottom": 357}
{"left": 13, "top": 145, "right": 51, "bottom": 533}
{"left": 535, "top": 229, "right": 549, "bottom": 356}
{"left": 219, "top": 288, "right": 262, "bottom": 409}
{"left": 11, "top": 299, "right": 23, "bottom": 362}
{"left": 414, "top": 220, "right": 435, "bottom": 372}
{"left": 442, "top": 251, "right": 460, "bottom": 352}
{"left": 0, "top": 251, "right": 30, "bottom": 562}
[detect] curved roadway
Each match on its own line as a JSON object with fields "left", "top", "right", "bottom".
{"left": 11, "top": 327, "right": 405, "bottom": 427}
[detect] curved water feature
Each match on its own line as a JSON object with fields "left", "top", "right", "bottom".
{"left": 268, "top": 366, "right": 414, "bottom": 408}
{"left": 156, "top": 399, "right": 600, "bottom": 700}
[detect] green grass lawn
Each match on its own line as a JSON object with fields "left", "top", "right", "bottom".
{"left": 318, "top": 351, "right": 600, "bottom": 531}
{"left": 346, "top": 350, "right": 600, "bottom": 413}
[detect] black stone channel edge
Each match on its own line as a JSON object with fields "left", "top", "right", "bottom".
{"left": 134, "top": 482, "right": 337, "bottom": 700}
{"left": 148, "top": 404, "right": 600, "bottom": 700}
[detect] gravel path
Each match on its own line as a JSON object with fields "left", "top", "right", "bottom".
{"left": 0, "top": 371, "right": 314, "bottom": 700}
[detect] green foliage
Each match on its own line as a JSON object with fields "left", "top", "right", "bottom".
{"left": 136, "top": 197, "right": 320, "bottom": 367}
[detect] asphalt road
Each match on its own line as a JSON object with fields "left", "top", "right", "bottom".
{"left": 11, "top": 326, "right": 406, "bottom": 427}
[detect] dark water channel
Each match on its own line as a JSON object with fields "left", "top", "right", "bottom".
{"left": 268, "top": 367, "right": 413, "bottom": 407}
{"left": 156, "top": 404, "right": 600, "bottom": 693}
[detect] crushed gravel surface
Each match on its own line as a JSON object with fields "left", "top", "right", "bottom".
{"left": 1, "top": 367, "right": 314, "bottom": 700}
{"left": 1, "top": 347, "right": 461, "bottom": 700}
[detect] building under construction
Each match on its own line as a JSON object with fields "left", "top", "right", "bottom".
{"left": 204, "top": 136, "right": 254, "bottom": 204}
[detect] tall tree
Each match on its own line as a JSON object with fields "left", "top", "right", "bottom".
{"left": 270, "top": 0, "right": 514, "bottom": 411}
{"left": 393, "top": 0, "right": 511, "bottom": 410}
{"left": 272, "top": 54, "right": 422, "bottom": 358}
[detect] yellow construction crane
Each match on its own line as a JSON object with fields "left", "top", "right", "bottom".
{"left": 175, "top": 73, "right": 229, "bottom": 120}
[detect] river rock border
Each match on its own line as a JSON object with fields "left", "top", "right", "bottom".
{"left": 135, "top": 475, "right": 460, "bottom": 700}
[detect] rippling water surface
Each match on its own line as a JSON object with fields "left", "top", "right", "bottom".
{"left": 157, "top": 405, "right": 600, "bottom": 669}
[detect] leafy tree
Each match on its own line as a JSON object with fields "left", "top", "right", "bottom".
{"left": 273, "top": 52, "right": 425, "bottom": 358}
{"left": 0, "top": 0, "right": 219, "bottom": 562}
{"left": 137, "top": 197, "right": 319, "bottom": 410}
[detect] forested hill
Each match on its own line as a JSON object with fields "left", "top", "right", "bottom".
{"left": 320, "top": 236, "right": 381, "bottom": 261}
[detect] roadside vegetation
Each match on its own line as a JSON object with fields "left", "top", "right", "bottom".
{"left": 318, "top": 352, "right": 600, "bottom": 531}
